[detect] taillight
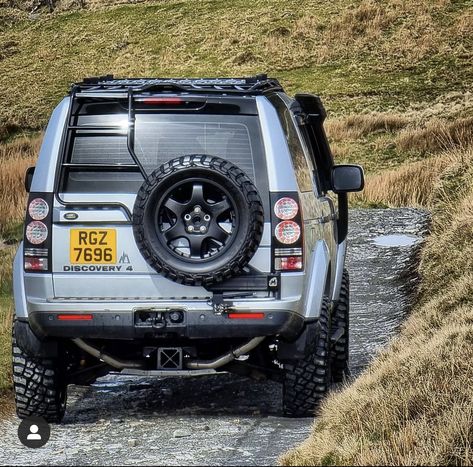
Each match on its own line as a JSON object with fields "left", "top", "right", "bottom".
{"left": 271, "top": 193, "right": 303, "bottom": 272}
{"left": 28, "top": 198, "right": 50, "bottom": 220}
{"left": 25, "top": 221, "right": 48, "bottom": 245}
{"left": 274, "top": 197, "right": 298, "bottom": 220}
{"left": 24, "top": 256, "right": 48, "bottom": 271}
{"left": 24, "top": 193, "right": 52, "bottom": 273}
{"left": 274, "top": 221, "right": 301, "bottom": 244}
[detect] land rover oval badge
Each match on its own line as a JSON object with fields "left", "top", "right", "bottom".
{"left": 64, "top": 212, "right": 78, "bottom": 220}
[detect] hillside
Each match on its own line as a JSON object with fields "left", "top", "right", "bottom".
{"left": 1, "top": 0, "right": 473, "bottom": 463}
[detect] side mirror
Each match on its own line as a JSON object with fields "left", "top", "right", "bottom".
{"left": 331, "top": 164, "right": 364, "bottom": 193}
{"left": 25, "top": 166, "right": 35, "bottom": 192}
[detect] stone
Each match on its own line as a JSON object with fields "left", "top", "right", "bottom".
{"left": 173, "top": 429, "right": 192, "bottom": 438}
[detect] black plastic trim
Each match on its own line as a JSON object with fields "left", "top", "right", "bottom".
{"left": 28, "top": 309, "right": 304, "bottom": 341}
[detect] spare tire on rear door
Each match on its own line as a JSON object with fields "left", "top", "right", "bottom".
{"left": 133, "top": 155, "right": 264, "bottom": 286}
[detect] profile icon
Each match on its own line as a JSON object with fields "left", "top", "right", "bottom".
{"left": 18, "top": 416, "right": 50, "bottom": 448}
{"left": 27, "top": 424, "right": 42, "bottom": 441}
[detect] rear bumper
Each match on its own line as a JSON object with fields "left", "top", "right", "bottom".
{"left": 27, "top": 308, "right": 304, "bottom": 341}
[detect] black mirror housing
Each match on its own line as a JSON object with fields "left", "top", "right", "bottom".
{"left": 331, "top": 164, "right": 364, "bottom": 193}
{"left": 25, "top": 166, "right": 35, "bottom": 192}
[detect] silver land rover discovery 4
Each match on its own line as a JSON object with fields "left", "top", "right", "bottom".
{"left": 12, "top": 75, "right": 364, "bottom": 422}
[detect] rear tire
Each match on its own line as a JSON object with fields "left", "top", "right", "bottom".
{"left": 282, "top": 298, "right": 332, "bottom": 417}
{"left": 12, "top": 331, "right": 67, "bottom": 423}
{"left": 331, "top": 270, "right": 350, "bottom": 383}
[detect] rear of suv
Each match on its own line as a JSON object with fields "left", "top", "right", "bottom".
{"left": 12, "top": 75, "right": 364, "bottom": 422}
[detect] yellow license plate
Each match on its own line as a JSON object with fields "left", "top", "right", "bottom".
{"left": 70, "top": 229, "right": 116, "bottom": 264}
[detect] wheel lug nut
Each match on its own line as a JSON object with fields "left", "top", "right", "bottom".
{"left": 194, "top": 206, "right": 201, "bottom": 213}
{"left": 200, "top": 226, "right": 207, "bottom": 233}
{"left": 204, "top": 214, "right": 211, "bottom": 221}
{"left": 184, "top": 214, "right": 191, "bottom": 221}
{"left": 188, "top": 226, "right": 194, "bottom": 232}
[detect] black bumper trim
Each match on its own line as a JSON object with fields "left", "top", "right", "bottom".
{"left": 28, "top": 309, "right": 304, "bottom": 341}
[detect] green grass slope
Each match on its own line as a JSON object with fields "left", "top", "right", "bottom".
{"left": 0, "top": 0, "right": 471, "bottom": 139}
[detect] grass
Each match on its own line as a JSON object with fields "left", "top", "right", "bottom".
{"left": 0, "top": 0, "right": 472, "bottom": 462}
{"left": 0, "top": 0, "right": 472, "bottom": 138}
{"left": 0, "top": 297, "right": 13, "bottom": 419}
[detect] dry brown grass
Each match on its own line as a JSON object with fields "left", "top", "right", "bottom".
{"left": 282, "top": 147, "right": 473, "bottom": 465}
{"left": 396, "top": 117, "right": 473, "bottom": 154}
{"left": 0, "top": 135, "right": 39, "bottom": 237}
{"left": 326, "top": 113, "right": 409, "bottom": 141}
{"left": 354, "top": 155, "right": 449, "bottom": 207}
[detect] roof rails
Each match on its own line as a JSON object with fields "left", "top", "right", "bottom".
{"left": 71, "top": 74, "right": 284, "bottom": 95}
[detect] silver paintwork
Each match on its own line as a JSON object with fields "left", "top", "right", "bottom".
{"left": 31, "top": 98, "right": 70, "bottom": 193}
{"left": 54, "top": 207, "right": 129, "bottom": 224}
{"left": 332, "top": 239, "right": 347, "bottom": 302}
{"left": 13, "top": 244, "right": 27, "bottom": 319}
{"left": 302, "top": 240, "right": 330, "bottom": 320}
{"left": 255, "top": 96, "right": 299, "bottom": 192}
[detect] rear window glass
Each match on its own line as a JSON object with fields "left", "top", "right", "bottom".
{"left": 62, "top": 113, "right": 264, "bottom": 193}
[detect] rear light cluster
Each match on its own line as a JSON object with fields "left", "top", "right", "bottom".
{"left": 24, "top": 194, "right": 52, "bottom": 272}
{"left": 272, "top": 194, "right": 303, "bottom": 272}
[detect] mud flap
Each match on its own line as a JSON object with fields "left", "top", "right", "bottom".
{"left": 277, "top": 320, "right": 318, "bottom": 362}
{"left": 14, "top": 320, "right": 58, "bottom": 359}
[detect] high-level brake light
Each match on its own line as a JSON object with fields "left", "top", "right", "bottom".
{"left": 141, "top": 97, "right": 185, "bottom": 105}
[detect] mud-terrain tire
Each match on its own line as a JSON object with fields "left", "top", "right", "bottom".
{"left": 133, "top": 155, "right": 264, "bottom": 286}
{"left": 12, "top": 332, "right": 67, "bottom": 423}
{"left": 282, "top": 298, "right": 332, "bottom": 417}
{"left": 331, "top": 269, "right": 350, "bottom": 383}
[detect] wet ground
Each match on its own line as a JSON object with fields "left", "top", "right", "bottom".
{"left": 0, "top": 208, "right": 430, "bottom": 466}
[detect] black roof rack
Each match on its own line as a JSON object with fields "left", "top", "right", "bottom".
{"left": 71, "top": 74, "right": 284, "bottom": 95}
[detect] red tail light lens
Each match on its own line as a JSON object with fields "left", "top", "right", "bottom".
{"left": 28, "top": 198, "right": 49, "bottom": 220}
{"left": 275, "top": 221, "right": 301, "bottom": 244}
{"left": 26, "top": 221, "right": 48, "bottom": 245}
{"left": 24, "top": 257, "right": 48, "bottom": 271}
{"left": 275, "top": 256, "right": 303, "bottom": 271}
{"left": 274, "top": 197, "right": 298, "bottom": 220}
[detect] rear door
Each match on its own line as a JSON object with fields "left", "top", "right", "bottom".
{"left": 52, "top": 96, "right": 272, "bottom": 299}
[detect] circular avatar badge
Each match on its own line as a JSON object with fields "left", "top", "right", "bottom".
{"left": 18, "top": 416, "right": 51, "bottom": 448}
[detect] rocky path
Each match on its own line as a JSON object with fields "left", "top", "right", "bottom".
{"left": 0, "top": 208, "right": 430, "bottom": 466}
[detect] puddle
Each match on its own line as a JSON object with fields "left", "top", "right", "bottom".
{"left": 373, "top": 234, "right": 420, "bottom": 248}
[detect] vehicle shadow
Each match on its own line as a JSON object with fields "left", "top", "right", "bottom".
{"left": 63, "top": 373, "right": 284, "bottom": 424}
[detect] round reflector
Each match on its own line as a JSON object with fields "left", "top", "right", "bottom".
{"left": 275, "top": 221, "right": 301, "bottom": 244}
{"left": 28, "top": 198, "right": 49, "bottom": 220}
{"left": 26, "top": 221, "right": 48, "bottom": 245}
{"left": 274, "top": 197, "right": 298, "bottom": 220}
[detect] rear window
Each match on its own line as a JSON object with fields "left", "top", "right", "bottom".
{"left": 61, "top": 113, "right": 265, "bottom": 194}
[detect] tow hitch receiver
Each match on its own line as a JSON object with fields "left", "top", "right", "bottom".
{"left": 158, "top": 347, "right": 183, "bottom": 370}
{"left": 134, "top": 308, "right": 186, "bottom": 330}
